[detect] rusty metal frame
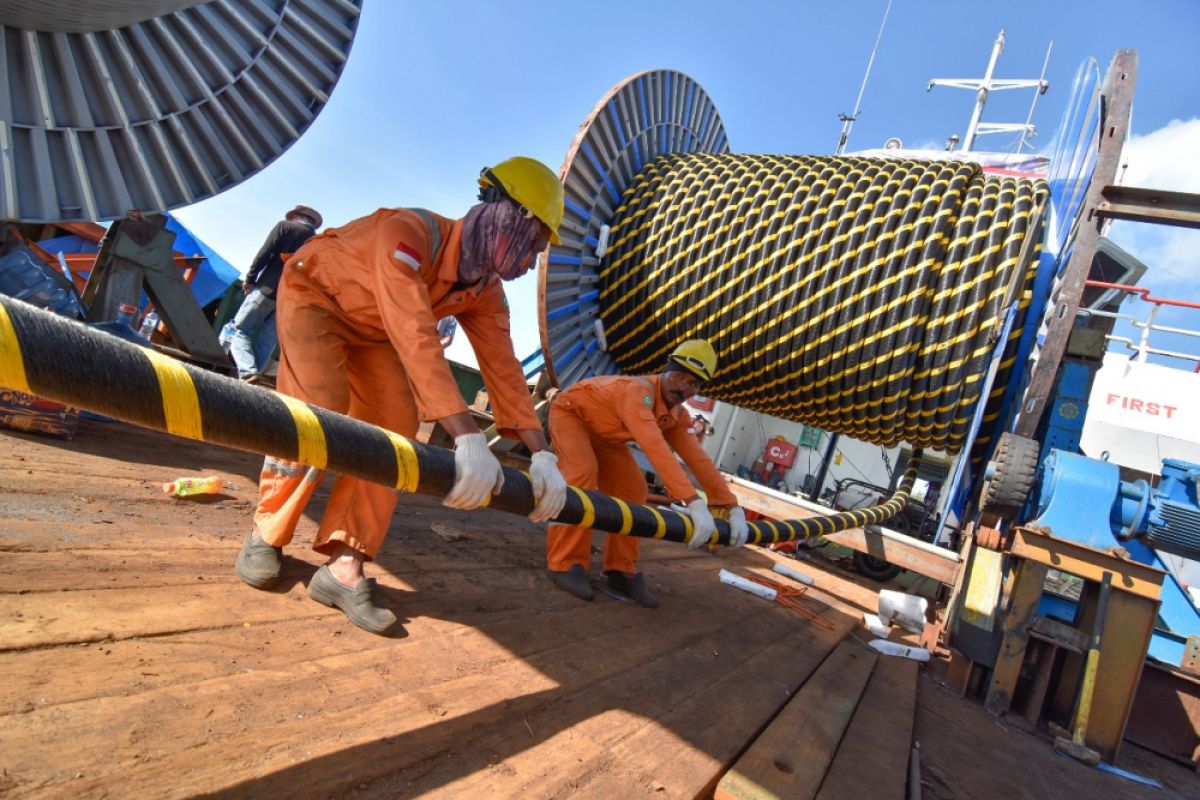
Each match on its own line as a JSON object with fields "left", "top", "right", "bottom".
{"left": 1012, "top": 526, "right": 1163, "bottom": 601}
{"left": 983, "top": 526, "right": 1164, "bottom": 763}
{"left": 1015, "top": 50, "right": 1138, "bottom": 439}
{"left": 1096, "top": 185, "right": 1200, "bottom": 229}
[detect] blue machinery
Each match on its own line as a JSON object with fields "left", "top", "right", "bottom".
{"left": 1030, "top": 452, "right": 1200, "bottom": 666}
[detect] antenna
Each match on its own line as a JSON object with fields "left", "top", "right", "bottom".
{"left": 926, "top": 29, "right": 1050, "bottom": 152}
{"left": 1015, "top": 40, "right": 1054, "bottom": 152}
{"left": 835, "top": 0, "right": 894, "bottom": 155}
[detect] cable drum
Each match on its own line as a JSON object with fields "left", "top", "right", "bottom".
{"left": 599, "top": 153, "right": 1047, "bottom": 455}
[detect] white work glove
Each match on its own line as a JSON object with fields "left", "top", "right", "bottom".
{"left": 686, "top": 498, "right": 717, "bottom": 550}
{"left": 527, "top": 451, "right": 568, "bottom": 523}
{"left": 728, "top": 505, "right": 750, "bottom": 548}
{"left": 444, "top": 432, "right": 505, "bottom": 510}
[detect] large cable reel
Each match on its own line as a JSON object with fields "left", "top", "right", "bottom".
{"left": 541, "top": 70, "right": 1048, "bottom": 464}
{"left": 0, "top": 0, "right": 363, "bottom": 221}
{"left": 541, "top": 70, "right": 731, "bottom": 387}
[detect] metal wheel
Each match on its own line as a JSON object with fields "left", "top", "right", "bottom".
{"left": 983, "top": 432, "right": 1039, "bottom": 516}
{"left": 853, "top": 551, "right": 902, "bottom": 583}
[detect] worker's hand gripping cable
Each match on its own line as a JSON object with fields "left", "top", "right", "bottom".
{"left": 685, "top": 498, "right": 717, "bottom": 550}
{"left": 445, "top": 432, "right": 505, "bottom": 509}
{"left": 527, "top": 450, "right": 567, "bottom": 523}
{"left": 727, "top": 506, "right": 750, "bottom": 548}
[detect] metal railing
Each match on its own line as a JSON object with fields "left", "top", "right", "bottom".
{"left": 1080, "top": 280, "right": 1200, "bottom": 371}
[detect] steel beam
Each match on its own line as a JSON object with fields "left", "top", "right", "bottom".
{"left": 1096, "top": 185, "right": 1200, "bottom": 229}
{"left": 1013, "top": 527, "right": 1164, "bottom": 601}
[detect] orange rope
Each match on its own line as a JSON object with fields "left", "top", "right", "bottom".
{"left": 744, "top": 574, "right": 835, "bottom": 630}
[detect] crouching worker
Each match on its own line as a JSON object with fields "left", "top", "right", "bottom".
{"left": 545, "top": 340, "right": 751, "bottom": 607}
{"left": 235, "top": 157, "right": 570, "bottom": 634}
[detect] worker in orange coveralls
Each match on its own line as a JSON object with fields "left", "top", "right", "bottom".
{"left": 545, "top": 340, "right": 751, "bottom": 607}
{"left": 235, "top": 157, "right": 569, "bottom": 635}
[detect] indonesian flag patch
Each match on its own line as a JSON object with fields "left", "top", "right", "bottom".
{"left": 392, "top": 241, "right": 421, "bottom": 271}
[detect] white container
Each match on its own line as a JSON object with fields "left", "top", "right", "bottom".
{"left": 878, "top": 589, "right": 928, "bottom": 634}
{"left": 868, "top": 639, "right": 931, "bottom": 662}
{"left": 771, "top": 562, "right": 815, "bottom": 586}
{"left": 719, "top": 569, "right": 776, "bottom": 601}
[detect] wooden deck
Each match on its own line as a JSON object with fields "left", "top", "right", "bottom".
{"left": 0, "top": 420, "right": 860, "bottom": 798}
{"left": 2, "top": 420, "right": 1197, "bottom": 798}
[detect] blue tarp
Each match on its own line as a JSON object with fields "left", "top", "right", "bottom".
{"left": 163, "top": 214, "right": 240, "bottom": 308}
{"left": 35, "top": 213, "right": 239, "bottom": 309}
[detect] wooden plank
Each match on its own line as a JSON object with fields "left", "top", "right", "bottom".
{"left": 408, "top": 606, "right": 851, "bottom": 799}
{"left": 0, "top": 587, "right": 758, "bottom": 798}
{"left": 0, "top": 417, "right": 888, "bottom": 798}
{"left": 715, "top": 640, "right": 877, "bottom": 800}
{"left": 726, "top": 478, "right": 959, "bottom": 585}
{"left": 984, "top": 559, "right": 1048, "bottom": 716}
{"left": 816, "top": 656, "right": 918, "bottom": 800}
{"left": 578, "top": 614, "right": 851, "bottom": 799}
{"left": 823, "top": 528, "right": 959, "bottom": 586}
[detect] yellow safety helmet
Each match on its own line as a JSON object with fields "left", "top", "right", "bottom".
{"left": 669, "top": 339, "right": 718, "bottom": 382}
{"left": 478, "top": 156, "right": 565, "bottom": 244}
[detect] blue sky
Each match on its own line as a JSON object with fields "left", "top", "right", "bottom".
{"left": 174, "top": 0, "right": 1200, "bottom": 368}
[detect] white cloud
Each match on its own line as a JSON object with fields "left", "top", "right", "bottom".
{"left": 1106, "top": 118, "right": 1200, "bottom": 294}
{"left": 1100, "top": 118, "right": 1200, "bottom": 364}
{"left": 1120, "top": 118, "right": 1200, "bottom": 193}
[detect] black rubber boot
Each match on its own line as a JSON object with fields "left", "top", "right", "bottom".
{"left": 235, "top": 532, "right": 282, "bottom": 589}
{"left": 605, "top": 571, "right": 658, "bottom": 609}
{"left": 307, "top": 565, "right": 399, "bottom": 635}
{"left": 547, "top": 564, "right": 594, "bottom": 601}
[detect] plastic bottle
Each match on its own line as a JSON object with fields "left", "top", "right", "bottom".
{"left": 217, "top": 321, "right": 237, "bottom": 353}
{"left": 92, "top": 303, "right": 150, "bottom": 345}
{"left": 162, "top": 476, "right": 224, "bottom": 497}
{"left": 138, "top": 311, "right": 160, "bottom": 341}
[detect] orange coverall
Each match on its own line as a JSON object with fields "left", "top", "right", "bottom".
{"left": 254, "top": 208, "right": 540, "bottom": 559}
{"left": 546, "top": 374, "right": 738, "bottom": 574}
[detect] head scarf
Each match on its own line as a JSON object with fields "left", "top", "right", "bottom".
{"left": 458, "top": 198, "right": 547, "bottom": 284}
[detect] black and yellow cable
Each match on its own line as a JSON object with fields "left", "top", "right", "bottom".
{"left": 0, "top": 295, "right": 917, "bottom": 546}
{"left": 599, "top": 154, "right": 1045, "bottom": 462}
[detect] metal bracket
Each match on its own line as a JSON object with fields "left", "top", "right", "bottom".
{"left": 1096, "top": 185, "right": 1200, "bottom": 229}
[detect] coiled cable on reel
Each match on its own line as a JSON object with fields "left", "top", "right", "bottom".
{"left": 599, "top": 153, "right": 1046, "bottom": 458}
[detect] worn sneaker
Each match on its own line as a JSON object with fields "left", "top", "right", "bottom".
{"left": 547, "top": 564, "right": 594, "bottom": 601}
{"left": 307, "top": 565, "right": 398, "bottom": 635}
{"left": 605, "top": 571, "right": 658, "bottom": 609}
{"left": 235, "top": 532, "right": 282, "bottom": 589}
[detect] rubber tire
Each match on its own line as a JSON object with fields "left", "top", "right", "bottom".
{"left": 853, "top": 551, "right": 902, "bottom": 582}
{"left": 984, "top": 432, "right": 1039, "bottom": 516}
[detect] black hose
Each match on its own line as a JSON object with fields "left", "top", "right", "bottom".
{"left": 0, "top": 295, "right": 918, "bottom": 546}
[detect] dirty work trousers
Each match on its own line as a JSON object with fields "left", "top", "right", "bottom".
{"left": 545, "top": 404, "right": 646, "bottom": 575}
{"left": 252, "top": 274, "right": 416, "bottom": 559}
